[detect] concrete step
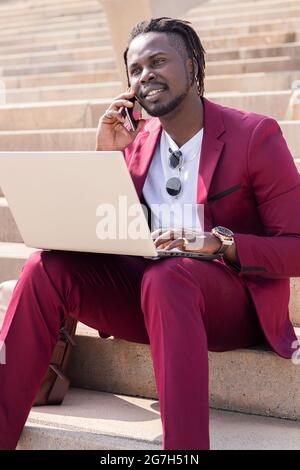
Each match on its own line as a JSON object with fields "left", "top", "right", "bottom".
{"left": 202, "top": 29, "right": 300, "bottom": 50}
{"left": 1, "top": 70, "right": 118, "bottom": 89}
{"left": 0, "top": 9, "right": 104, "bottom": 26}
{"left": 206, "top": 56, "right": 300, "bottom": 76}
{"left": 0, "top": 17, "right": 107, "bottom": 40}
{"left": 0, "top": 10, "right": 103, "bottom": 31}
{"left": 0, "top": 0, "right": 99, "bottom": 18}
{"left": 0, "top": 28, "right": 106, "bottom": 49}
{"left": 202, "top": 0, "right": 295, "bottom": 7}
{"left": 0, "top": 46, "right": 114, "bottom": 68}
{"left": 2, "top": 82, "right": 122, "bottom": 104}
{"left": 278, "top": 121, "right": 300, "bottom": 159}
{"left": 208, "top": 90, "right": 295, "bottom": 120}
{"left": 0, "top": 120, "right": 298, "bottom": 156}
{"left": 16, "top": 387, "right": 300, "bottom": 450}
{"left": 204, "top": 0, "right": 280, "bottom": 4}
{"left": 290, "top": 278, "right": 300, "bottom": 326}
{"left": 0, "top": 58, "right": 116, "bottom": 78}
{"left": 188, "top": 4, "right": 300, "bottom": 28}
{"left": 0, "top": 128, "right": 96, "bottom": 151}
{"left": 0, "top": 242, "right": 36, "bottom": 283}
{"left": 1, "top": 92, "right": 299, "bottom": 131}
{"left": 0, "top": 10, "right": 103, "bottom": 32}
{"left": 205, "top": 70, "right": 300, "bottom": 93}
{"left": 189, "top": 0, "right": 300, "bottom": 16}
{"left": 0, "top": 36, "right": 106, "bottom": 58}
{"left": 0, "top": 28, "right": 105, "bottom": 47}
{"left": 67, "top": 324, "right": 300, "bottom": 422}
{"left": 0, "top": 99, "right": 109, "bottom": 130}
{"left": 19, "top": 388, "right": 162, "bottom": 450}
{"left": 193, "top": 17, "right": 300, "bottom": 38}
{"left": 207, "top": 42, "right": 300, "bottom": 62}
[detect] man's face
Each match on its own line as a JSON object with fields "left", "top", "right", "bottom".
{"left": 127, "top": 32, "right": 192, "bottom": 117}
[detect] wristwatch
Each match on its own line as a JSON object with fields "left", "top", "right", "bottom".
{"left": 211, "top": 226, "right": 235, "bottom": 255}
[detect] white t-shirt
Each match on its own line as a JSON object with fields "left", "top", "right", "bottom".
{"left": 142, "top": 127, "right": 204, "bottom": 232}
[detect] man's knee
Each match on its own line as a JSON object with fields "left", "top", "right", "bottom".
{"left": 141, "top": 258, "right": 205, "bottom": 306}
{"left": 142, "top": 259, "right": 178, "bottom": 292}
{"left": 22, "top": 250, "right": 71, "bottom": 284}
{"left": 142, "top": 257, "right": 210, "bottom": 289}
{"left": 140, "top": 259, "right": 209, "bottom": 333}
{"left": 140, "top": 258, "right": 227, "bottom": 313}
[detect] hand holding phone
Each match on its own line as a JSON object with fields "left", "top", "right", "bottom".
{"left": 96, "top": 91, "right": 145, "bottom": 151}
{"left": 121, "top": 97, "right": 138, "bottom": 131}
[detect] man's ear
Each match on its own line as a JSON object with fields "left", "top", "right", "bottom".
{"left": 187, "top": 57, "right": 194, "bottom": 77}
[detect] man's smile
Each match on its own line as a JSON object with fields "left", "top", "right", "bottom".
{"left": 144, "top": 88, "right": 166, "bottom": 101}
{"left": 140, "top": 84, "right": 168, "bottom": 101}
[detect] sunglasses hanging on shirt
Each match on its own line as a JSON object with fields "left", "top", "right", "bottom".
{"left": 166, "top": 176, "right": 182, "bottom": 197}
{"left": 166, "top": 148, "right": 183, "bottom": 197}
{"left": 168, "top": 148, "right": 184, "bottom": 170}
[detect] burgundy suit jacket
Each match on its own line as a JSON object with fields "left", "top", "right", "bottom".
{"left": 124, "top": 97, "right": 300, "bottom": 359}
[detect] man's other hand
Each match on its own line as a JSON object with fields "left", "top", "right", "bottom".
{"left": 151, "top": 228, "right": 222, "bottom": 255}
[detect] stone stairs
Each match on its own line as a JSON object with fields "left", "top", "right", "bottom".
{"left": 0, "top": 0, "right": 300, "bottom": 450}
{"left": 16, "top": 389, "right": 300, "bottom": 450}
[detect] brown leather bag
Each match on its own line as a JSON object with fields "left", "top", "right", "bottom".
{"left": 33, "top": 317, "right": 77, "bottom": 406}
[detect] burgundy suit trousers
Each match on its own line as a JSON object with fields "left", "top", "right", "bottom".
{"left": 0, "top": 250, "right": 265, "bottom": 450}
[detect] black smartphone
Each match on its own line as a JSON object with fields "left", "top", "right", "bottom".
{"left": 121, "top": 97, "right": 138, "bottom": 131}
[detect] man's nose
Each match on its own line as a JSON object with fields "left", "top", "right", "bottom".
{"left": 140, "top": 68, "right": 156, "bottom": 84}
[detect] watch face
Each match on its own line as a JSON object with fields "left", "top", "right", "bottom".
{"left": 215, "top": 226, "right": 234, "bottom": 238}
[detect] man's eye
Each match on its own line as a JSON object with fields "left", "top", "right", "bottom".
{"left": 130, "top": 68, "right": 141, "bottom": 76}
{"left": 153, "top": 58, "right": 165, "bottom": 65}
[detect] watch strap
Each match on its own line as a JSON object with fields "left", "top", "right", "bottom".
{"left": 215, "top": 243, "right": 230, "bottom": 255}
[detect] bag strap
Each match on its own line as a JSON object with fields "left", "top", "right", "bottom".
{"left": 34, "top": 317, "right": 78, "bottom": 406}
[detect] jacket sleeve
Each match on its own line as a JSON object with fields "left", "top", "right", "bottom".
{"left": 234, "top": 117, "right": 300, "bottom": 279}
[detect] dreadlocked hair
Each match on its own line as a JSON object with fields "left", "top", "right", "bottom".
{"left": 123, "top": 17, "right": 206, "bottom": 96}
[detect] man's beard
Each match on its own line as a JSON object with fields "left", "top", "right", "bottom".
{"left": 141, "top": 86, "right": 190, "bottom": 118}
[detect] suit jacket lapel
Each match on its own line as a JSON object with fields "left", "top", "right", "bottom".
{"left": 198, "top": 97, "right": 225, "bottom": 230}
{"left": 128, "top": 118, "right": 162, "bottom": 198}
{"left": 198, "top": 97, "right": 225, "bottom": 203}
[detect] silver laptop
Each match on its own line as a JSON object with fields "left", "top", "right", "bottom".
{"left": 0, "top": 151, "right": 219, "bottom": 261}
